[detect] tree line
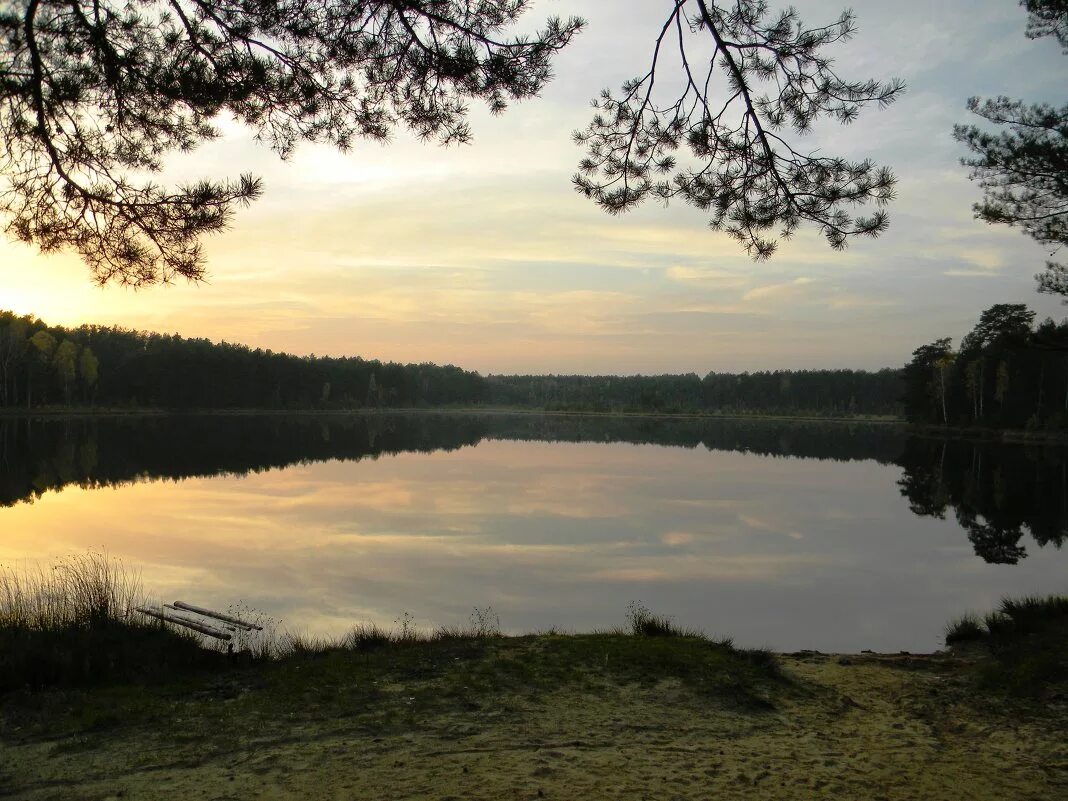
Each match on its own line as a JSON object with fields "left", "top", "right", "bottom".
{"left": 0, "top": 313, "right": 99, "bottom": 408}
{"left": 0, "top": 311, "right": 904, "bottom": 416}
{"left": 486, "top": 370, "right": 902, "bottom": 417}
{"left": 903, "top": 304, "right": 1068, "bottom": 431}
{"left": 0, "top": 311, "right": 484, "bottom": 410}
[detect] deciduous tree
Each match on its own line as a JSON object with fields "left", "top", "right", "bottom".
{"left": 26, "top": 328, "right": 55, "bottom": 406}
{"left": 78, "top": 345, "right": 98, "bottom": 402}
{"left": 52, "top": 338, "right": 77, "bottom": 403}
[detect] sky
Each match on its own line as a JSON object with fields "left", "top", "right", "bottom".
{"left": 0, "top": 0, "right": 1065, "bottom": 375}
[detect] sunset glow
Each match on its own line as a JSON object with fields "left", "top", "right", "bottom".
{"left": 1, "top": 0, "right": 1063, "bottom": 375}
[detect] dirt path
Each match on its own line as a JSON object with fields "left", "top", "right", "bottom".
{"left": 2, "top": 649, "right": 1065, "bottom": 800}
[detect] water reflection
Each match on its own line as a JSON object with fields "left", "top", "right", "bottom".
{"left": 896, "top": 437, "right": 1067, "bottom": 564}
{"left": 0, "top": 413, "right": 1064, "bottom": 652}
{"left": 0, "top": 413, "right": 905, "bottom": 505}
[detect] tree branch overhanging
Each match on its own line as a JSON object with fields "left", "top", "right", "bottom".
{"left": 0, "top": 0, "right": 585, "bottom": 285}
{"left": 573, "top": 0, "right": 904, "bottom": 259}
{"left": 953, "top": 0, "right": 1068, "bottom": 296}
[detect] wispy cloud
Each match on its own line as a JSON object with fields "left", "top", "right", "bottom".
{"left": 742, "top": 277, "right": 817, "bottom": 302}
{"left": 664, "top": 266, "right": 748, "bottom": 288}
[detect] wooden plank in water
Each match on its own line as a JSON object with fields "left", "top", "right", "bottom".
{"left": 136, "top": 607, "right": 232, "bottom": 641}
{"left": 171, "top": 601, "right": 264, "bottom": 631}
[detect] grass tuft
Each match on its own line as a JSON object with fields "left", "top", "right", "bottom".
{"left": 435, "top": 606, "right": 503, "bottom": 641}
{"left": 945, "top": 613, "right": 986, "bottom": 644}
{"left": 944, "top": 595, "right": 1068, "bottom": 696}
{"left": 626, "top": 600, "right": 696, "bottom": 637}
{"left": 346, "top": 622, "right": 392, "bottom": 651}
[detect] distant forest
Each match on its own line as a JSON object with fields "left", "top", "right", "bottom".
{"left": 0, "top": 310, "right": 902, "bottom": 417}
{"left": 903, "top": 304, "right": 1068, "bottom": 432}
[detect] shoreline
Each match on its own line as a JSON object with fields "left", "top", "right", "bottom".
{"left": 1, "top": 632, "right": 1062, "bottom": 800}
{"left": 0, "top": 404, "right": 906, "bottom": 426}
{"left": 5, "top": 405, "right": 1068, "bottom": 443}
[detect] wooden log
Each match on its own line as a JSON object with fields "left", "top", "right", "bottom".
{"left": 171, "top": 601, "right": 263, "bottom": 631}
{"left": 164, "top": 605, "right": 237, "bottom": 631}
{"left": 136, "top": 607, "right": 232, "bottom": 641}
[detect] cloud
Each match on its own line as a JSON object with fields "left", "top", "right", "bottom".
{"left": 943, "top": 269, "right": 1001, "bottom": 278}
{"left": 660, "top": 531, "right": 695, "bottom": 547}
{"left": 742, "top": 277, "right": 817, "bottom": 302}
{"left": 664, "top": 266, "right": 748, "bottom": 288}
{"left": 825, "top": 293, "right": 899, "bottom": 311}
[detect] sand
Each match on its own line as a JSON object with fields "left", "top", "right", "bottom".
{"left": 1, "top": 648, "right": 1065, "bottom": 800}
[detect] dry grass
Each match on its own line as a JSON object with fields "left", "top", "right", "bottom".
{"left": 0, "top": 552, "right": 219, "bottom": 690}
{"left": 0, "top": 551, "right": 142, "bottom": 631}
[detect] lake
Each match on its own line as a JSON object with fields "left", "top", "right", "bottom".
{"left": 1, "top": 412, "right": 1064, "bottom": 652}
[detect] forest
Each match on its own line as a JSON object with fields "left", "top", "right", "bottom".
{"left": 0, "top": 310, "right": 902, "bottom": 417}
{"left": 487, "top": 370, "right": 902, "bottom": 416}
{"left": 5, "top": 306, "right": 1067, "bottom": 427}
{"left": 903, "top": 304, "right": 1068, "bottom": 432}
{"left": 0, "top": 311, "right": 484, "bottom": 410}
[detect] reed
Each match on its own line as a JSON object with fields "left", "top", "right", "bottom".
{"left": 0, "top": 552, "right": 220, "bottom": 690}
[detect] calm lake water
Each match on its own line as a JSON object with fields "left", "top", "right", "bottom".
{"left": 1, "top": 412, "right": 1064, "bottom": 652}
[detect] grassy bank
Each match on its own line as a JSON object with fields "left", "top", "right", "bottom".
{"left": 3, "top": 631, "right": 1065, "bottom": 800}
{"left": 2, "top": 557, "right": 1066, "bottom": 799}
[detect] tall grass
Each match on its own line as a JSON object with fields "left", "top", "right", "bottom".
{"left": 0, "top": 556, "right": 783, "bottom": 694}
{"left": 279, "top": 609, "right": 504, "bottom": 659}
{"left": 945, "top": 595, "right": 1068, "bottom": 696}
{"left": 0, "top": 551, "right": 142, "bottom": 631}
{"left": 0, "top": 552, "right": 219, "bottom": 690}
{"left": 626, "top": 600, "right": 697, "bottom": 637}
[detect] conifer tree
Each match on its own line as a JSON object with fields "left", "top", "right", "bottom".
{"left": 0, "top": 0, "right": 583, "bottom": 284}
{"left": 573, "top": 0, "right": 904, "bottom": 259}
{"left": 954, "top": 1, "right": 1068, "bottom": 294}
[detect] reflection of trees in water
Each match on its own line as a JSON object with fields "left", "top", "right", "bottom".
{"left": 2, "top": 414, "right": 1063, "bottom": 566}
{"left": 489, "top": 416, "right": 906, "bottom": 463}
{"left": 0, "top": 414, "right": 493, "bottom": 507}
{"left": 896, "top": 438, "right": 1067, "bottom": 564}
{"left": 0, "top": 414, "right": 905, "bottom": 507}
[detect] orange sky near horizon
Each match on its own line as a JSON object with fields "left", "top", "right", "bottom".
{"left": 1, "top": 0, "right": 1064, "bottom": 375}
